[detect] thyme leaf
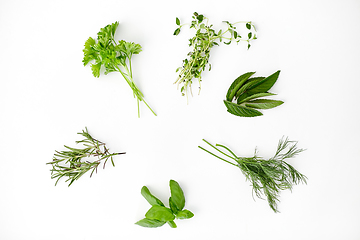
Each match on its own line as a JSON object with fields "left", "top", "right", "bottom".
{"left": 174, "top": 12, "right": 257, "bottom": 101}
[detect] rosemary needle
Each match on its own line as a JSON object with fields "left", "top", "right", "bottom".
{"left": 47, "top": 127, "right": 125, "bottom": 186}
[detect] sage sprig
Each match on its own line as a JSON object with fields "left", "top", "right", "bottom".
{"left": 47, "top": 127, "right": 125, "bottom": 186}
{"left": 174, "top": 12, "right": 257, "bottom": 101}
{"left": 224, "top": 71, "right": 284, "bottom": 117}
{"left": 135, "top": 180, "right": 194, "bottom": 228}
{"left": 199, "top": 137, "right": 307, "bottom": 212}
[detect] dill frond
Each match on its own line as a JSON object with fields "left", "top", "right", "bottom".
{"left": 199, "top": 137, "right": 307, "bottom": 212}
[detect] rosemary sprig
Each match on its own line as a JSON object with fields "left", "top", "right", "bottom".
{"left": 199, "top": 137, "right": 307, "bottom": 212}
{"left": 47, "top": 127, "right": 125, "bottom": 186}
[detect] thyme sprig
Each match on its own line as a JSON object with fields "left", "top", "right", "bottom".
{"left": 174, "top": 12, "right": 257, "bottom": 101}
{"left": 199, "top": 137, "right": 307, "bottom": 212}
{"left": 47, "top": 127, "right": 125, "bottom": 186}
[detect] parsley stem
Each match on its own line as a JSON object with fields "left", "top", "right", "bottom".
{"left": 114, "top": 65, "right": 156, "bottom": 117}
{"left": 142, "top": 99, "right": 157, "bottom": 116}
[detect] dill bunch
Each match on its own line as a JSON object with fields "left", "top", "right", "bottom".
{"left": 47, "top": 127, "right": 125, "bottom": 186}
{"left": 199, "top": 137, "right": 307, "bottom": 212}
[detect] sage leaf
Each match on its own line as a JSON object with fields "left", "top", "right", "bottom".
{"left": 224, "top": 100, "right": 263, "bottom": 117}
{"left": 141, "top": 186, "right": 165, "bottom": 207}
{"left": 170, "top": 180, "right": 185, "bottom": 211}
{"left": 145, "top": 206, "right": 175, "bottom": 222}
{"left": 245, "top": 99, "right": 284, "bottom": 109}
{"left": 237, "top": 92, "right": 276, "bottom": 105}
{"left": 135, "top": 218, "right": 166, "bottom": 228}
{"left": 235, "top": 77, "right": 266, "bottom": 100}
{"left": 245, "top": 70, "right": 280, "bottom": 96}
{"left": 226, "top": 72, "right": 255, "bottom": 101}
{"left": 224, "top": 71, "right": 283, "bottom": 117}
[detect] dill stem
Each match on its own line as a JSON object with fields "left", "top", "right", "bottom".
{"left": 199, "top": 139, "right": 239, "bottom": 167}
{"left": 199, "top": 146, "right": 237, "bottom": 167}
{"left": 198, "top": 146, "right": 237, "bottom": 167}
{"left": 202, "top": 139, "right": 238, "bottom": 161}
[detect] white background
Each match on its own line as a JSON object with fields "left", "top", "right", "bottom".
{"left": 1, "top": 0, "right": 360, "bottom": 239}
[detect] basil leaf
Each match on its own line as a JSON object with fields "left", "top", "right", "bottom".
{"left": 141, "top": 186, "right": 165, "bottom": 207}
{"left": 169, "top": 180, "right": 185, "bottom": 211}
{"left": 145, "top": 206, "right": 175, "bottom": 222}
{"left": 167, "top": 220, "right": 177, "bottom": 228}
{"left": 169, "top": 197, "right": 179, "bottom": 214}
{"left": 176, "top": 209, "right": 194, "bottom": 219}
{"left": 224, "top": 100, "right": 263, "bottom": 117}
{"left": 135, "top": 218, "right": 166, "bottom": 228}
{"left": 245, "top": 99, "right": 284, "bottom": 109}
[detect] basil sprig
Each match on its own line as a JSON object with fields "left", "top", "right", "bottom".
{"left": 135, "top": 180, "right": 194, "bottom": 228}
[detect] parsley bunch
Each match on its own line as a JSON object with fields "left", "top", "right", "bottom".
{"left": 83, "top": 22, "right": 156, "bottom": 117}
{"left": 199, "top": 137, "right": 307, "bottom": 212}
{"left": 174, "top": 12, "right": 257, "bottom": 101}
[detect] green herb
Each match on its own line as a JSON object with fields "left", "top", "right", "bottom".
{"left": 83, "top": 22, "right": 156, "bottom": 117}
{"left": 174, "top": 12, "right": 257, "bottom": 101}
{"left": 224, "top": 71, "right": 284, "bottom": 117}
{"left": 199, "top": 137, "right": 307, "bottom": 213}
{"left": 47, "top": 127, "right": 125, "bottom": 186}
{"left": 135, "top": 180, "right": 194, "bottom": 228}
